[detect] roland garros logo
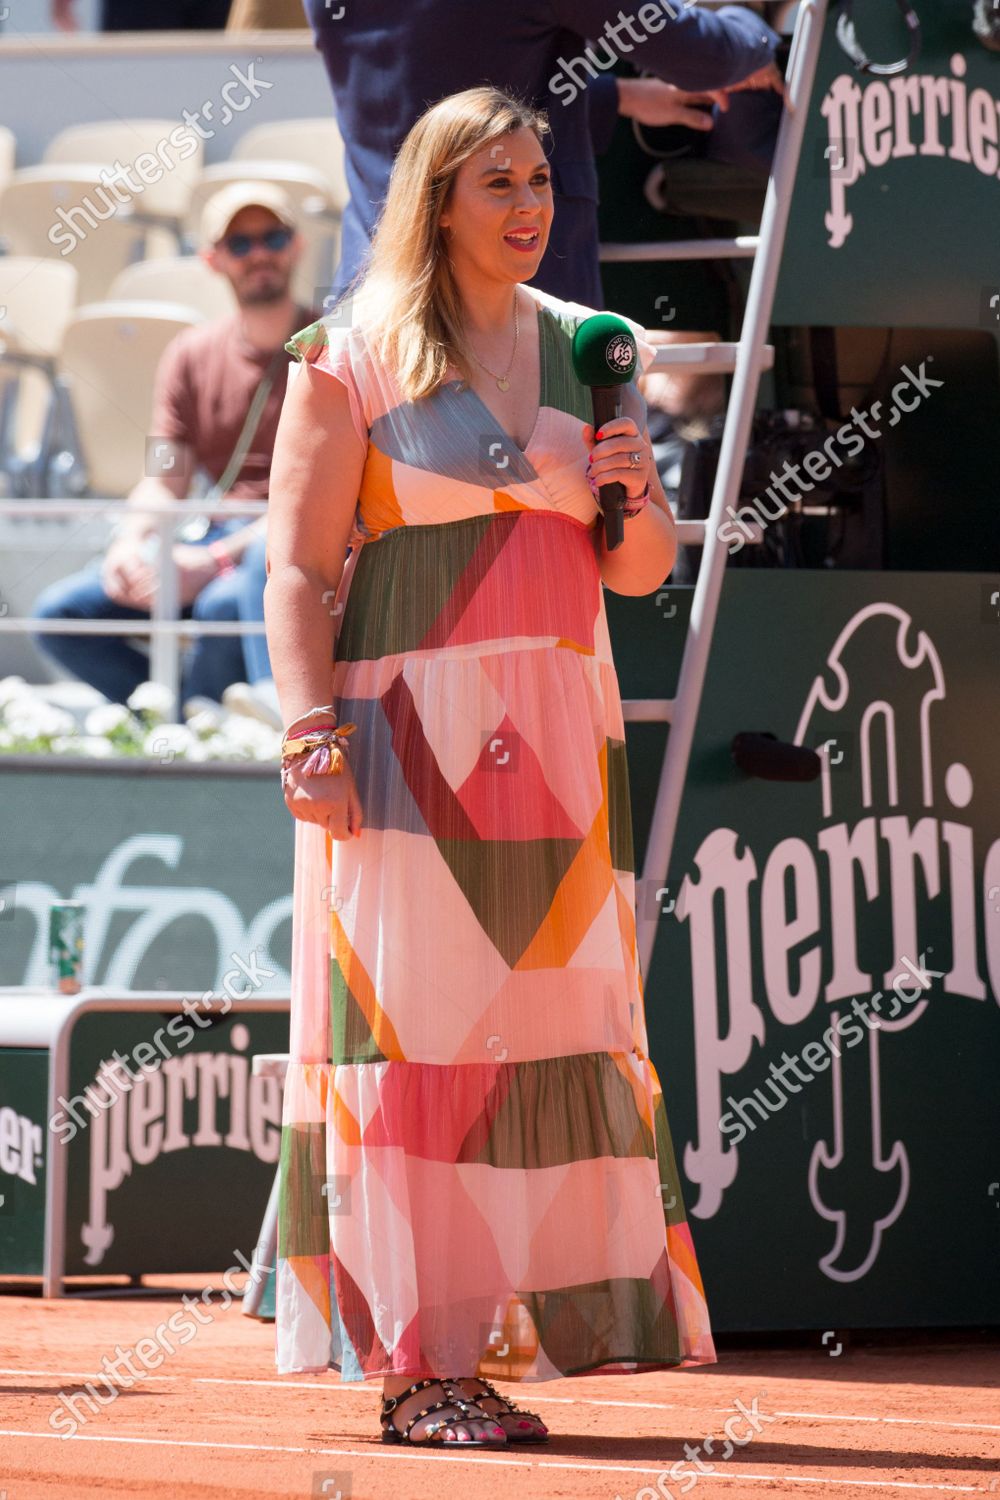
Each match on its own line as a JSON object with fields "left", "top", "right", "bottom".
{"left": 823, "top": 54, "right": 1000, "bottom": 248}
{"left": 605, "top": 333, "right": 636, "bottom": 374}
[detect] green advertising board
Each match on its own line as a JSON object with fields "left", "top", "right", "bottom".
{"left": 62, "top": 1006, "right": 289, "bottom": 1278}
{"left": 0, "top": 996, "right": 289, "bottom": 1289}
{"left": 0, "top": 763, "right": 293, "bottom": 992}
{"left": 610, "top": 570, "right": 1000, "bottom": 1332}
{"left": 0, "top": 1049, "right": 48, "bottom": 1276}
{"left": 774, "top": 1, "right": 1000, "bottom": 331}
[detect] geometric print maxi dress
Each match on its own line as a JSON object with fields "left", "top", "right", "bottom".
{"left": 274, "top": 282, "right": 717, "bottom": 1381}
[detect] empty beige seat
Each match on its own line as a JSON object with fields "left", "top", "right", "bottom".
{"left": 232, "top": 119, "right": 348, "bottom": 213}
{"left": 0, "top": 126, "right": 15, "bottom": 197}
{"left": 44, "top": 119, "right": 204, "bottom": 226}
{"left": 185, "top": 160, "right": 338, "bottom": 240}
{"left": 0, "top": 166, "right": 174, "bottom": 303}
{"left": 110, "top": 256, "right": 237, "bottom": 321}
{"left": 0, "top": 260, "right": 80, "bottom": 495}
{"left": 288, "top": 214, "right": 341, "bottom": 312}
{"left": 0, "top": 259, "right": 79, "bottom": 360}
{"left": 57, "top": 300, "right": 202, "bottom": 498}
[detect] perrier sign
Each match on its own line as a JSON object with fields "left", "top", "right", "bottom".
{"left": 637, "top": 571, "right": 1000, "bottom": 1331}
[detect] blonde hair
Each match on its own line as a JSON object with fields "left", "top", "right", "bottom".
{"left": 343, "top": 86, "right": 550, "bottom": 403}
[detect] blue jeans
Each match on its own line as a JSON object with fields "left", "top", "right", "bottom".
{"left": 235, "top": 534, "right": 272, "bottom": 686}
{"left": 30, "top": 518, "right": 273, "bottom": 708}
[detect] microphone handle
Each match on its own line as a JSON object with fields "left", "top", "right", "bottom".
{"left": 591, "top": 385, "right": 625, "bottom": 551}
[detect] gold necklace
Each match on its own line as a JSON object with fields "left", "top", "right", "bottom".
{"left": 467, "top": 292, "right": 519, "bottom": 392}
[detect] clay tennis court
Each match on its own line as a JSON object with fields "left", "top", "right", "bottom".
{"left": 1, "top": 1273, "right": 996, "bottom": 1500}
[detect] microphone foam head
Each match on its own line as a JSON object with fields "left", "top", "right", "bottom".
{"left": 571, "top": 313, "right": 639, "bottom": 387}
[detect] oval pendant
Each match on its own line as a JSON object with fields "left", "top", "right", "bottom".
{"left": 497, "top": 377, "right": 510, "bottom": 392}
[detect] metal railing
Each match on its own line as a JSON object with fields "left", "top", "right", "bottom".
{"left": 0, "top": 496, "right": 267, "bottom": 720}
{"left": 600, "top": 0, "right": 828, "bottom": 982}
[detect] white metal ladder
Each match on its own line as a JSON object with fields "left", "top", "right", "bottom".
{"left": 599, "top": 0, "right": 830, "bottom": 981}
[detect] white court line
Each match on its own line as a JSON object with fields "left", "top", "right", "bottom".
{"left": 0, "top": 1428, "right": 985, "bottom": 1492}
{"left": 3, "top": 1369, "right": 999, "bottom": 1435}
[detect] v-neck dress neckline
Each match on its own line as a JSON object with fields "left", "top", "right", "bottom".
{"left": 455, "top": 293, "right": 547, "bottom": 459}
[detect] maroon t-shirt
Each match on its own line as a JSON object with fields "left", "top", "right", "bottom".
{"left": 149, "top": 302, "right": 318, "bottom": 499}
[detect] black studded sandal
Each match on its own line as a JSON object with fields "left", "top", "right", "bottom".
{"left": 451, "top": 1376, "right": 550, "bottom": 1442}
{"left": 379, "top": 1376, "right": 507, "bottom": 1446}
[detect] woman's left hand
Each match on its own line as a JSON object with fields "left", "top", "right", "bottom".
{"left": 584, "top": 417, "right": 651, "bottom": 502}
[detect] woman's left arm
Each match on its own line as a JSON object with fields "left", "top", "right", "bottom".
{"left": 585, "top": 415, "right": 678, "bottom": 596}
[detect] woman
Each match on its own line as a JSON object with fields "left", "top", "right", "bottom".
{"left": 265, "top": 85, "right": 716, "bottom": 1449}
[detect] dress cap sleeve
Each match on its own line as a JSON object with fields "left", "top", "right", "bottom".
{"left": 285, "top": 316, "right": 369, "bottom": 444}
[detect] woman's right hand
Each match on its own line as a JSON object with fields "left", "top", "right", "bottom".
{"left": 282, "top": 753, "right": 364, "bottom": 840}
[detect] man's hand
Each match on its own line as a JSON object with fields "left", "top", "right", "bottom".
{"left": 101, "top": 537, "right": 221, "bottom": 610}
{"left": 722, "top": 60, "right": 788, "bottom": 108}
{"left": 173, "top": 543, "right": 223, "bottom": 608}
{"left": 101, "top": 534, "right": 159, "bottom": 610}
{"left": 616, "top": 77, "right": 719, "bottom": 132}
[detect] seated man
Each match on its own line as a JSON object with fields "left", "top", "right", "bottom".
{"left": 31, "top": 182, "right": 319, "bottom": 718}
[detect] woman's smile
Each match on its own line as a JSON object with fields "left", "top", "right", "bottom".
{"left": 502, "top": 225, "right": 542, "bottom": 253}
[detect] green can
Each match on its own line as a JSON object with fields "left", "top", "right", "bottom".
{"left": 49, "top": 900, "right": 85, "bottom": 994}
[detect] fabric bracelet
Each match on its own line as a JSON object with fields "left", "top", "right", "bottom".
{"left": 622, "top": 482, "right": 651, "bottom": 519}
{"left": 282, "top": 703, "right": 340, "bottom": 737}
{"left": 281, "top": 722, "right": 357, "bottom": 779}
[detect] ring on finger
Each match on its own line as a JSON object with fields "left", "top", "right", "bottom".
{"left": 628, "top": 450, "right": 644, "bottom": 468}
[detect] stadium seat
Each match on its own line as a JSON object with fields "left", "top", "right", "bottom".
{"left": 184, "top": 159, "right": 339, "bottom": 233}
{"left": 0, "top": 166, "right": 175, "bottom": 303}
{"left": 232, "top": 118, "right": 349, "bottom": 214}
{"left": 0, "top": 259, "right": 80, "bottom": 497}
{"left": 44, "top": 119, "right": 204, "bottom": 241}
{"left": 110, "top": 256, "right": 237, "bottom": 321}
{"left": 56, "top": 300, "right": 203, "bottom": 498}
{"left": 0, "top": 125, "right": 15, "bottom": 197}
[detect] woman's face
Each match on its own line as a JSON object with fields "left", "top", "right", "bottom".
{"left": 438, "top": 126, "right": 554, "bottom": 285}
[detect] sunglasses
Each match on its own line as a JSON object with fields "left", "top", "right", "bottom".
{"left": 220, "top": 225, "right": 295, "bottom": 257}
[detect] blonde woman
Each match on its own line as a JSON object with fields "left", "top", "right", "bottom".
{"left": 265, "top": 85, "right": 716, "bottom": 1449}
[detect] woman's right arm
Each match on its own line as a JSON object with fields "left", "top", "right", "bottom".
{"left": 264, "top": 358, "right": 366, "bottom": 729}
{"left": 265, "top": 359, "right": 368, "bottom": 837}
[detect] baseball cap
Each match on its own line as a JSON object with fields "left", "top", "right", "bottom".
{"left": 200, "top": 181, "right": 300, "bottom": 249}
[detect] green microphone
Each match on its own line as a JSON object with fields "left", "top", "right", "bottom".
{"left": 571, "top": 314, "right": 640, "bottom": 551}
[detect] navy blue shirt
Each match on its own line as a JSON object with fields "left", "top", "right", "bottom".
{"left": 305, "top": 0, "right": 777, "bottom": 306}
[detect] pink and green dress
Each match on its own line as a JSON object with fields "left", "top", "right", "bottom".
{"left": 275, "top": 283, "right": 716, "bottom": 1382}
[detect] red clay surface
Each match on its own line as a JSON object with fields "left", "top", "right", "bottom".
{"left": 1, "top": 1274, "right": 997, "bottom": 1500}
